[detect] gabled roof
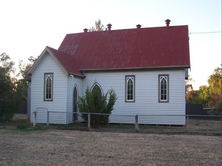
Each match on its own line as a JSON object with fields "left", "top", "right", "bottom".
{"left": 58, "top": 25, "right": 190, "bottom": 72}
{"left": 28, "top": 23, "right": 190, "bottom": 76}
{"left": 27, "top": 46, "right": 83, "bottom": 77}
{"left": 48, "top": 47, "right": 82, "bottom": 75}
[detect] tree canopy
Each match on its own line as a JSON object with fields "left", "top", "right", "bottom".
{"left": 208, "top": 67, "right": 222, "bottom": 96}
{"left": 186, "top": 67, "right": 222, "bottom": 114}
{"left": 0, "top": 53, "right": 17, "bottom": 122}
{"left": 0, "top": 53, "right": 37, "bottom": 122}
{"left": 89, "top": 19, "right": 105, "bottom": 32}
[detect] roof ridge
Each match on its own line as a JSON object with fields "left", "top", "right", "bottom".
{"left": 65, "top": 25, "right": 188, "bottom": 35}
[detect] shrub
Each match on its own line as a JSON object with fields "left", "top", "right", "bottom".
{"left": 208, "top": 99, "right": 222, "bottom": 115}
{"left": 0, "top": 98, "right": 15, "bottom": 123}
{"left": 78, "top": 86, "right": 117, "bottom": 127}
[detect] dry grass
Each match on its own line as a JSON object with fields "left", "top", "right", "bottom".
{"left": 0, "top": 121, "right": 221, "bottom": 165}
{"left": 0, "top": 114, "right": 221, "bottom": 166}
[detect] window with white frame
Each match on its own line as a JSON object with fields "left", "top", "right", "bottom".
{"left": 159, "top": 75, "right": 169, "bottom": 102}
{"left": 125, "top": 75, "right": 135, "bottom": 102}
{"left": 44, "top": 73, "right": 53, "bottom": 101}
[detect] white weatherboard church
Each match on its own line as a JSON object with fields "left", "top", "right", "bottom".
{"left": 27, "top": 20, "right": 190, "bottom": 125}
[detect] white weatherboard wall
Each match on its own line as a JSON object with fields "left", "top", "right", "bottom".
{"left": 30, "top": 53, "right": 68, "bottom": 124}
{"left": 83, "top": 70, "right": 186, "bottom": 125}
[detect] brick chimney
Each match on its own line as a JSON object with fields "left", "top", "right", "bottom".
{"left": 136, "top": 24, "right": 141, "bottom": 29}
{"left": 165, "top": 19, "right": 171, "bottom": 29}
{"left": 107, "top": 23, "right": 112, "bottom": 31}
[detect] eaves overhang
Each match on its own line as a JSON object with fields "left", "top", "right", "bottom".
{"left": 79, "top": 65, "right": 190, "bottom": 72}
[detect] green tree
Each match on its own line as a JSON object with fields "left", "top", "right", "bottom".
{"left": 198, "top": 85, "right": 211, "bottom": 107}
{"left": 0, "top": 53, "right": 17, "bottom": 122}
{"left": 208, "top": 67, "right": 222, "bottom": 114}
{"left": 0, "top": 53, "right": 37, "bottom": 122}
{"left": 17, "top": 56, "right": 37, "bottom": 78}
{"left": 186, "top": 67, "right": 222, "bottom": 109}
{"left": 186, "top": 90, "right": 202, "bottom": 104}
{"left": 89, "top": 19, "right": 105, "bottom": 32}
{"left": 15, "top": 56, "right": 38, "bottom": 102}
{"left": 208, "top": 67, "right": 222, "bottom": 96}
{"left": 78, "top": 86, "right": 117, "bottom": 127}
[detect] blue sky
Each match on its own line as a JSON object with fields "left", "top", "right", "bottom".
{"left": 0, "top": 0, "right": 221, "bottom": 90}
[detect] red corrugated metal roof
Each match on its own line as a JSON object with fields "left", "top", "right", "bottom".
{"left": 48, "top": 47, "right": 82, "bottom": 75}
{"left": 55, "top": 25, "right": 190, "bottom": 75}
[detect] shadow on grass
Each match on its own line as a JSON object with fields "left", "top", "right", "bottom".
{"left": 59, "top": 122, "right": 222, "bottom": 134}
{"left": 5, "top": 114, "right": 221, "bottom": 134}
{"left": 16, "top": 123, "right": 47, "bottom": 132}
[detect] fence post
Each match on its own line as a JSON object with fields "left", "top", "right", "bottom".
{"left": 135, "top": 114, "right": 139, "bottom": 132}
{"left": 33, "top": 111, "right": 36, "bottom": 127}
{"left": 47, "top": 111, "right": 49, "bottom": 126}
{"left": 88, "top": 113, "right": 91, "bottom": 130}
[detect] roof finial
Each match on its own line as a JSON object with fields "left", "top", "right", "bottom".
{"left": 136, "top": 24, "right": 141, "bottom": 29}
{"left": 107, "top": 23, "right": 112, "bottom": 31}
{"left": 83, "top": 28, "right": 88, "bottom": 33}
{"left": 165, "top": 19, "right": 171, "bottom": 30}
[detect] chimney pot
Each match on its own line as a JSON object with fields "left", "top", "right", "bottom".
{"left": 83, "top": 28, "right": 88, "bottom": 33}
{"left": 136, "top": 24, "right": 141, "bottom": 29}
{"left": 165, "top": 19, "right": 171, "bottom": 29}
{"left": 107, "top": 23, "right": 112, "bottom": 31}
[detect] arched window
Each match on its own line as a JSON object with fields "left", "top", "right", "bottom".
{"left": 91, "top": 83, "right": 102, "bottom": 97}
{"left": 125, "top": 75, "right": 135, "bottom": 102}
{"left": 91, "top": 83, "right": 102, "bottom": 107}
{"left": 159, "top": 75, "right": 169, "bottom": 102}
{"left": 44, "top": 73, "right": 53, "bottom": 101}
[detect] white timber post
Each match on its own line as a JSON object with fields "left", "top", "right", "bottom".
{"left": 135, "top": 114, "right": 139, "bottom": 132}
{"left": 88, "top": 113, "right": 91, "bottom": 130}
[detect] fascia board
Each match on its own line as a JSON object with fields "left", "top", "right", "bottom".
{"left": 79, "top": 65, "right": 190, "bottom": 72}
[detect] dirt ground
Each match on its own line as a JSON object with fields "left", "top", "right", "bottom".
{"left": 187, "top": 118, "right": 221, "bottom": 131}
{"left": 0, "top": 127, "right": 221, "bottom": 166}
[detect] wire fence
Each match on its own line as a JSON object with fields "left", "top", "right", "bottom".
{"left": 33, "top": 108, "right": 222, "bottom": 133}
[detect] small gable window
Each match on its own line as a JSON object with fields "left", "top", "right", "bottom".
{"left": 44, "top": 73, "right": 53, "bottom": 101}
{"left": 125, "top": 75, "right": 135, "bottom": 102}
{"left": 159, "top": 75, "right": 169, "bottom": 102}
